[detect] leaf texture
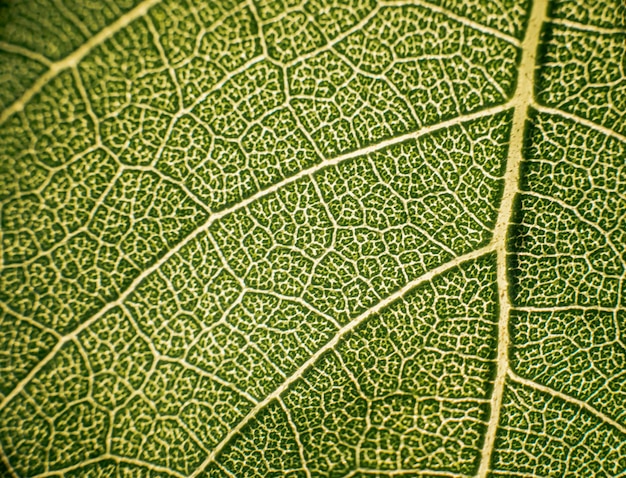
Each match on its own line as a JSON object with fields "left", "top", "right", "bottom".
{"left": 0, "top": 0, "right": 625, "bottom": 476}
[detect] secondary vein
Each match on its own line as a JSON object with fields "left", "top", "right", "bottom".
{"left": 190, "top": 244, "right": 496, "bottom": 477}
{"left": 0, "top": 101, "right": 513, "bottom": 413}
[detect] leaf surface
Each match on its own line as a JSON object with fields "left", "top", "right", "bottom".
{"left": 0, "top": 0, "right": 625, "bottom": 476}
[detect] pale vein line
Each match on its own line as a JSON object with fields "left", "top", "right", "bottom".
{"left": 72, "top": 65, "right": 101, "bottom": 142}
{"left": 0, "top": 0, "right": 163, "bottom": 126}
{"left": 0, "top": 450, "right": 18, "bottom": 478}
{"left": 379, "top": 0, "right": 521, "bottom": 47}
{"left": 0, "top": 161, "right": 124, "bottom": 270}
{"left": 532, "top": 102, "right": 626, "bottom": 144}
{"left": 0, "top": 41, "right": 52, "bottom": 66}
{"left": 246, "top": 0, "right": 269, "bottom": 59}
{"left": 549, "top": 17, "right": 626, "bottom": 35}
{"left": 0, "top": 301, "right": 61, "bottom": 340}
{"left": 181, "top": 55, "right": 265, "bottom": 121}
{"left": 0, "top": 101, "right": 512, "bottom": 413}
{"left": 364, "top": 157, "right": 457, "bottom": 258}
{"left": 278, "top": 396, "right": 311, "bottom": 478}
{"left": 246, "top": 287, "right": 342, "bottom": 330}
{"left": 213, "top": 462, "right": 237, "bottom": 478}
{"left": 158, "top": 357, "right": 260, "bottom": 406}
{"left": 283, "top": 5, "right": 381, "bottom": 68}
{"left": 476, "top": 0, "right": 548, "bottom": 476}
{"left": 351, "top": 469, "right": 472, "bottom": 478}
{"left": 29, "top": 454, "right": 185, "bottom": 478}
{"left": 189, "top": 244, "right": 495, "bottom": 476}
{"left": 514, "top": 305, "right": 622, "bottom": 313}
{"left": 123, "top": 165, "right": 212, "bottom": 215}
{"left": 489, "top": 471, "right": 547, "bottom": 478}
{"left": 520, "top": 190, "right": 626, "bottom": 266}
{"left": 507, "top": 370, "right": 626, "bottom": 435}
{"left": 330, "top": 48, "right": 422, "bottom": 127}
{"left": 51, "top": 0, "right": 92, "bottom": 39}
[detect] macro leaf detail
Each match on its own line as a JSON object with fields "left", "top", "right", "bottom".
{"left": 0, "top": 0, "right": 625, "bottom": 476}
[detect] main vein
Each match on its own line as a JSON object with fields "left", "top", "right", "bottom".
{"left": 476, "top": 0, "right": 549, "bottom": 476}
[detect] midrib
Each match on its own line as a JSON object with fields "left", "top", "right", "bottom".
{"left": 476, "top": 0, "right": 549, "bottom": 476}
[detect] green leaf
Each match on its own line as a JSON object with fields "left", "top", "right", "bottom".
{"left": 1, "top": 0, "right": 625, "bottom": 476}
